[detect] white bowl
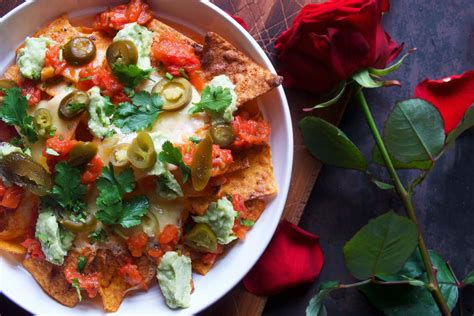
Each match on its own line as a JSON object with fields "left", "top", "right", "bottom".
{"left": 0, "top": 1, "right": 293, "bottom": 315}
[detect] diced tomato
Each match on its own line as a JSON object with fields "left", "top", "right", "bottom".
{"left": 147, "top": 246, "right": 164, "bottom": 264}
{"left": 231, "top": 194, "right": 246, "bottom": 213}
{"left": 21, "top": 238, "right": 45, "bottom": 260}
{"left": 44, "top": 136, "right": 77, "bottom": 172}
{"left": 127, "top": 232, "right": 149, "bottom": 257}
{"left": 231, "top": 194, "right": 252, "bottom": 240}
{"left": 64, "top": 258, "right": 100, "bottom": 298}
{"left": 77, "top": 67, "right": 125, "bottom": 103}
{"left": 0, "top": 186, "right": 24, "bottom": 209}
{"left": 118, "top": 263, "right": 147, "bottom": 289}
{"left": 232, "top": 219, "right": 248, "bottom": 240}
{"left": 19, "top": 80, "right": 42, "bottom": 107}
{"left": 188, "top": 70, "right": 207, "bottom": 92}
{"left": 93, "top": 0, "right": 153, "bottom": 34}
{"left": 44, "top": 46, "right": 67, "bottom": 75}
{"left": 232, "top": 115, "right": 271, "bottom": 148}
{"left": 201, "top": 245, "right": 224, "bottom": 265}
{"left": 151, "top": 34, "right": 201, "bottom": 76}
{"left": 158, "top": 224, "right": 179, "bottom": 251}
{"left": 81, "top": 156, "right": 104, "bottom": 185}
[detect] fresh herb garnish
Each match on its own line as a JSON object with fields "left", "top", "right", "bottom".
{"left": 0, "top": 87, "right": 38, "bottom": 143}
{"left": 240, "top": 219, "right": 255, "bottom": 227}
{"left": 179, "top": 68, "right": 190, "bottom": 80}
{"left": 159, "top": 141, "right": 191, "bottom": 182}
{"left": 88, "top": 229, "right": 107, "bottom": 244}
{"left": 95, "top": 164, "right": 149, "bottom": 228}
{"left": 77, "top": 256, "right": 86, "bottom": 272}
{"left": 113, "top": 91, "right": 163, "bottom": 133}
{"left": 123, "top": 87, "right": 136, "bottom": 98}
{"left": 188, "top": 85, "right": 232, "bottom": 116}
{"left": 51, "top": 162, "right": 87, "bottom": 214}
{"left": 189, "top": 136, "right": 201, "bottom": 144}
{"left": 112, "top": 64, "right": 152, "bottom": 88}
{"left": 71, "top": 278, "right": 82, "bottom": 301}
{"left": 165, "top": 72, "right": 174, "bottom": 80}
{"left": 79, "top": 76, "right": 92, "bottom": 82}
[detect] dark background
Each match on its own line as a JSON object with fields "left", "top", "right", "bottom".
{"left": 1, "top": 0, "right": 474, "bottom": 315}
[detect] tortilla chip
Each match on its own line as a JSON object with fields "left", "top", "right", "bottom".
{"left": 186, "top": 196, "right": 217, "bottom": 216}
{"left": 0, "top": 192, "right": 38, "bottom": 241}
{"left": 219, "top": 145, "right": 277, "bottom": 200}
{"left": 22, "top": 257, "right": 79, "bottom": 307}
{"left": 148, "top": 18, "right": 197, "bottom": 46}
{"left": 0, "top": 240, "right": 26, "bottom": 255}
{"left": 200, "top": 32, "right": 282, "bottom": 106}
{"left": 192, "top": 258, "right": 214, "bottom": 276}
{"left": 134, "top": 255, "right": 156, "bottom": 286}
{"left": 3, "top": 65, "right": 21, "bottom": 83}
{"left": 244, "top": 199, "right": 267, "bottom": 222}
{"left": 99, "top": 274, "right": 128, "bottom": 313}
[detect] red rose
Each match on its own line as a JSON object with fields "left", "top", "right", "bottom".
{"left": 414, "top": 70, "right": 474, "bottom": 134}
{"left": 275, "top": 0, "right": 403, "bottom": 94}
{"left": 243, "top": 220, "right": 324, "bottom": 296}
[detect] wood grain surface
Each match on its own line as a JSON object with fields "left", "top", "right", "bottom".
{"left": 0, "top": 1, "right": 346, "bottom": 315}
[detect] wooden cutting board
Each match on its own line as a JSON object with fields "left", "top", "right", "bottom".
{"left": 0, "top": 1, "right": 346, "bottom": 315}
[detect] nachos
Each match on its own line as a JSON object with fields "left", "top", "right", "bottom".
{"left": 0, "top": 0, "right": 281, "bottom": 311}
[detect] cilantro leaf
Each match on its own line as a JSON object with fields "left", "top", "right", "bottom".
{"left": 51, "top": 162, "right": 86, "bottom": 213}
{"left": 113, "top": 91, "right": 163, "bottom": 133}
{"left": 112, "top": 64, "right": 152, "bottom": 88}
{"left": 71, "top": 278, "right": 82, "bottom": 301}
{"left": 77, "top": 256, "right": 86, "bottom": 272}
{"left": 159, "top": 141, "right": 191, "bottom": 183}
{"left": 0, "top": 87, "right": 38, "bottom": 143}
{"left": 120, "top": 196, "right": 149, "bottom": 227}
{"left": 95, "top": 164, "right": 149, "bottom": 228}
{"left": 188, "top": 85, "right": 232, "bottom": 116}
{"left": 88, "top": 229, "right": 107, "bottom": 244}
{"left": 240, "top": 219, "right": 255, "bottom": 227}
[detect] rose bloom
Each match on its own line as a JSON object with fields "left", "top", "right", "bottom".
{"left": 275, "top": 0, "right": 403, "bottom": 94}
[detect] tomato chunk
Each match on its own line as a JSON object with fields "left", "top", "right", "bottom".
{"left": 127, "top": 232, "right": 148, "bottom": 257}
{"left": 151, "top": 34, "right": 201, "bottom": 76}
{"left": 21, "top": 238, "right": 45, "bottom": 260}
{"left": 158, "top": 224, "right": 179, "bottom": 252}
{"left": 45, "top": 45, "right": 67, "bottom": 76}
{"left": 44, "top": 136, "right": 77, "bottom": 172}
{"left": 118, "top": 262, "right": 147, "bottom": 289}
{"left": 81, "top": 156, "right": 104, "bottom": 185}
{"left": 232, "top": 115, "right": 271, "bottom": 148}
{"left": 180, "top": 142, "right": 233, "bottom": 177}
{"left": 77, "top": 67, "right": 125, "bottom": 104}
{"left": 0, "top": 186, "right": 24, "bottom": 209}
{"left": 19, "top": 80, "right": 42, "bottom": 107}
{"left": 93, "top": 0, "right": 153, "bottom": 34}
{"left": 64, "top": 257, "right": 100, "bottom": 298}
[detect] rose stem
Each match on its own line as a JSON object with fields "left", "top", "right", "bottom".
{"left": 356, "top": 90, "right": 451, "bottom": 316}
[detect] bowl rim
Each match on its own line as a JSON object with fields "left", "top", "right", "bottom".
{"left": 0, "top": 0, "right": 294, "bottom": 314}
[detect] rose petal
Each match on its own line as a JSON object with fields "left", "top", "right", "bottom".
{"left": 274, "top": 0, "right": 402, "bottom": 95}
{"left": 227, "top": 12, "right": 249, "bottom": 31}
{"left": 414, "top": 70, "right": 474, "bottom": 133}
{"left": 243, "top": 220, "right": 324, "bottom": 296}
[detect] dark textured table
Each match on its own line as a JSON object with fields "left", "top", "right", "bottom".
{"left": 1, "top": 0, "right": 474, "bottom": 315}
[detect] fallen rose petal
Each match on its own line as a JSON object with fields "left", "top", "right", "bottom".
{"left": 414, "top": 70, "right": 474, "bottom": 133}
{"left": 275, "top": 0, "right": 402, "bottom": 95}
{"left": 243, "top": 220, "right": 324, "bottom": 296}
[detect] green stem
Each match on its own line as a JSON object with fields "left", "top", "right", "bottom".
{"left": 356, "top": 90, "right": 451, "bottom": 316}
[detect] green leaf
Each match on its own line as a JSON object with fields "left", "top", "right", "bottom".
{"left": 303, "top": 82, "right": 346, "bottom": 112}
{"left": 372, "top": 146, "right": 433, "bottom": 170}
{"left": 299, "top": 117, "right": 367, "bottom": 171}
{"left": 159, "top": 141, "right": 191, "bottom": 183}
{"left": 77, "top": 256, "right": 86, "bottom": 272}
{"left": 372, "top": 180, "right": 394, "bottom": 190}
{"left": 240, "top": 219, "right": 255, "bottom": 227}
{"left": 384, "top": 99, "right": 445, "bottom": 163}
{"left": 352, "top": 69, "right": 384, "bottom": 88}
{"left": 112, "top": 64, "right": 152, "bottom": 87}
{"left": 0, "top": 87, "right": 38, "bottom": 143}
{"left": 463, "top": 271, "right": 474, "bottom": 285}
{"left": 51, "top": 162, "right": 87, "bottom": 213}
{"left": 360, "top": 250, "right": 458, "bottom": 315}
{"left": 369, "top": 49, "right": 415, "bottom": 76}
{"left": 188, "top": 85, "right": 232, "bottom": 116}
{"left": 120, "top": 196, "right": 149, "bottom": 228}
{"left": 306, "top": 281, "right": 339, "bottom": 316}
{"left": 113, "top": 91, "right": 163, "bottom": 132}
{"left": 88, "top": 229, "right": 107, "bottom": 244}
{"left": 446, "top": 104, "right": 474, "bottom": 143}
{"left": 71, "top": 278, "right": 82, "bottom": 302}
{"left": 343, "top": 211, "right": 418, "bottom": 279}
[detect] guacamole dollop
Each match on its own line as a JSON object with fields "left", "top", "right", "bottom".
{"left": 114, "top": 22, "right": 154, "bottom": 70}
{"left": 208, "top": 75, "right": 237, "bottom": 124}
{"left": 192, "top": 197, "right": 237, "bottom": 244}
{"left": 17, "top": 37, "right": 55, "bottom": 80}
{"left": 157, "top": 251, "right": 192, "bottom": 309}
{"left": 35, "top": 209, "right": 74, "bottom": 265}
{"left": 87, "top": 87, "right": 115, "bottom": 138}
